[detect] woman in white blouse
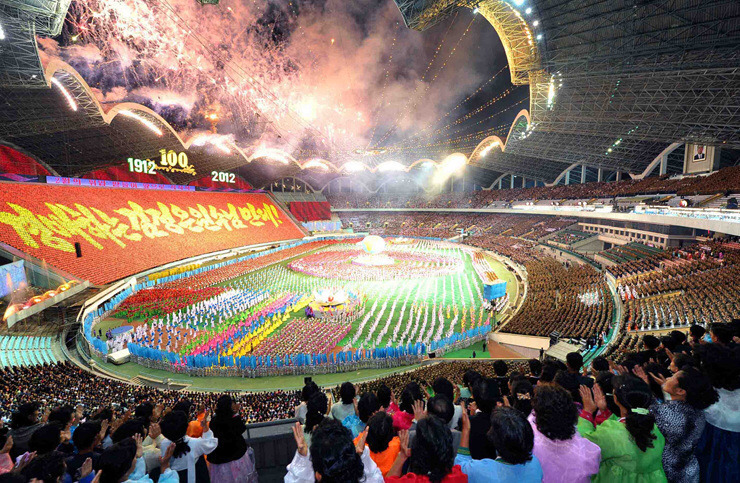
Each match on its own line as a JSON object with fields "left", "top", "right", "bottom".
{"left": 285, "top": 419, "right": 383, "bottom": 483}
{"left": 160, "top": 410, "right": 218, "bottom": 483}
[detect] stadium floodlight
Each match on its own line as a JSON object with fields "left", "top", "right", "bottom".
{"left": 0, "top": 21, "right": 5, "bottom": 41}
{"left": 342, "top": 161, "right": 366, "bottom": 173}
{"left": 50, "top": 78, "right": 77, "bottom": 111}
{"left": 118, "top": 110, "right": 163, "bottom": 136}
{"left": 536, "top": 34, "right": 543, "bottom": 40}
{"left": 303, "top": 159, "right": 329, "bottom": 170}
{"left": 512, "top": 0, "right": 525, "bottom": 6}
{"left": 532, "top": 20, "right": 539, "bottom": 27}
{"left": 525, "top": 7, "right": 532, "bottom": 14}
{"left": 376, "top": 161, "right": 405, "bottom": 172}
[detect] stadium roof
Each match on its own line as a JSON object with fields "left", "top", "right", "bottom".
{"left": 0, "top": 0, "right": 738, "bottom": 188}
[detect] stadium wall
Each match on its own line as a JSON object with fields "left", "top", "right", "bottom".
{"left": 0, "top": 182, "right": 305, "bottom": 284}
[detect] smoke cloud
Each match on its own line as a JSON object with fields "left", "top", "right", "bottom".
{"left": 39, "top": 0, "right": 500, "bottom": 163}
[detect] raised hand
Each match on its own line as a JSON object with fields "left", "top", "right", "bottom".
{"left": 80, "top": 457, "right": 93, "bottom": 479}
{"left": 355, "top": 427, "right": 368, "bottom": 454}
{"left": 292, "top": 422, "right": 308, "bottom": 456}
{"left": 412, "top": 399, "right": 426, "bottom": 421}
{"left": 593, "top": 383, "right": 608, "bottom": 412}
{"left": 398, "top": 429, "right": 411, "bottom": 458}
{"left": 649, "top": 372, "right": 667, "bottom": 386}
{"left": 632, "top": 365, "right": 650, "bottom": 385}
{"left": 149, "top": 422, "right": 162, "bottom": 440}
{"left": 133, "top": 433, "right": 144, "bottom": 459}
{"left": 160, "top": 443, "right": 176, "bottom": 471}
{"left": 460, "top": 402, "right": 471, "bottom": 434}
{"left": 0, "top": 436, "right": 12, "bottom": 454}
{"left": 580, "top": 385, "right": 597, "bottom": 414}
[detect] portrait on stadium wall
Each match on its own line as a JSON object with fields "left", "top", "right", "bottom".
{"left": 684, "top": 144, "right": 718, "bottom": 174}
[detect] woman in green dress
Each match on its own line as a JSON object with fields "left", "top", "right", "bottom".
{"left": 577, "top": 375, "right": 667, "bottom": 483}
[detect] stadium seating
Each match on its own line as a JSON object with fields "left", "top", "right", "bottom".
{"left": 0, "top": 336, "right": 57, "bottom": 368}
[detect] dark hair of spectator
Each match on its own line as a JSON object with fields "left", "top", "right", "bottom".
{"left": 642, "top": 335, "right": 660, "bottom": 350}
{"left": 215, "top": 394, "right": 235, "bottom": 419}
{"left": 487, "top": 407, "right": 534, "bottom": 465}
{"left": 432, "top": 377, "right": 454, "bottom": 401}
{"left": 528, "top": 359, "right": 543, "bottom": 378}
{"left": 427, "top": 394, "right": 454, "bottom": 425}
{"left": 676, "top": 367, "right": 719, "bottom": 410}
{"left": 309, "top": 419, "right": 364, "bottom": 483}
{"left": 493, "top": 360, "right": 508, "bottom": 377}
{"left": 11, "top": 402, "right": 39, "bottom": 430}
{"left": 111, "top": 419, "right": 146, "bottom": 444}
{"left": 699, "top": 344, "right": 740, "bottom": 391}
{"left": 710, "top": 323, "right": 734, "bottom": 345}
{"left": 305, "top": 392, "right": 328, "bottom": 434}
{"left": 357, "top": 392, "right": 380, "bottom": 424}
{"left": 301, "top": 382, "right": 319, "bottom": 403}
{"left": 689, "top": 324, "right": 706, "bottom": 342}
{"left": 29, "top": 424, "right": 61, "bottom": 455}
{"left": 566, "top": 352, "right": 583, "bottom": 371}
{"left": 613, "top": 375, "right": 657, "bottom": 452}
{"left": 72, "top": 421, "right": 100, "bottom": 451}
{"left": 48, "top": 407, "right": 73, "bottom": 429}
{"left": 21, "top": 450, "right": 66, "bottom": 483}
{"left": 399, "top": 382, "right": 424, "bottom": 415}
{"left": 532, "top": 385, "right": 576, "bottom": 441}
{"left": 591, "top": 357, "right": 609, "bottom": 372}
{"left": 472, "top": 378, "right": 500, "bottom": 414}
{"left": 377, "top": 384, "right": 392, "bottom": 408}
{"left": 462, "top": 370, "right": 482, "bottom": 390}
{"left": 366, "top": 412, "right": 394, "bottom": 454}
{"left": 159, "top": 410, "right": 190, "bottom": 458}
{"left": 409, "top": 416, "right": 455, "bottom": 483}
{"left": 554, "top": 370, "right": 581, "bottom": 404}
{"left": 97, "top": 438, "right": 138, "bottom": 483}
{"left": 510, "top": 379, "right": 534, "bottom": 416}
{"left": 339, "top": 382, "right": 356, "bottom": 405}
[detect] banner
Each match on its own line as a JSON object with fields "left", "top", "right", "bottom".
{"left": 0, "top": 183, "right": 304, "bottom": 284}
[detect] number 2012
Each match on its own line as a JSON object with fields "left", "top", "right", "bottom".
{"left": 211, "top": 171, "right": 236, "bottom": 183}
{"left": 127, "top": 158, "right": 156, "bottom": 174}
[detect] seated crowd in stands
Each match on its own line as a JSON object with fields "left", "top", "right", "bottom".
{"left": 327, "top": 166, "right": 740, "bottom": 209}
{"left": 0, "top": 321, "right": 737, "bottom": 482}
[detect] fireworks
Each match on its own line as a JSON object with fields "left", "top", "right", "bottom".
{"left": 45, "top": 0, "right": 508, "bottom": 165}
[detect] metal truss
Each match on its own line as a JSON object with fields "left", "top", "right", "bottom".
{"left": 0, "top": 13, "right": 45, "bottom": 88}
{"left": 0, "top": 0, "right": 72, "bottom": 36}
{"left": 394, "top": 0, "right": 542, "bottom": 85}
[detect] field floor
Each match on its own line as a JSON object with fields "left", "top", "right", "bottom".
{"left": 95, "top": 241, "right": 520, "bottom": 388}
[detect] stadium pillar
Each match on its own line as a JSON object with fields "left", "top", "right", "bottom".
{"left": 597, "top": 168, "right": 603, "bottom": 182}
{"left": 659, "top": 153, "right": 668, "bottom": 175}
{"left": 616, "top": 171, "right": 622, "bottom": 182}
{"left": 510, "top": 176, "right": 515, "bottom": 189}
{"left": 565, "top": 170, "right": 570, "bottom": 185}
{"left": 581, "top": 165, "right": 587, "bottom": 184}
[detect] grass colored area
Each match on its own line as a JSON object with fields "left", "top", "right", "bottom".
{"left": 441, "top": 342, "right": 493, "bottom": 359}
{"left": 93, "top": 354, "right": 420, "bottom": 392}
{"left": 94, "top": 242, "right": 519, "bottom": 389}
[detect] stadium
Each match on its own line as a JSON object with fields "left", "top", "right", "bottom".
{"left": 0, "top": 0, "right": 738, "bottom": 481}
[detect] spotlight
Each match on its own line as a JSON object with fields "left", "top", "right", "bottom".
{"left": 473, "top": 7, "right": 479, "bottom": 14}
{"left": 525, "top": 7, "right": 532, "bottom": 14}
{"left": 532, "top": 20, "right": 539, "bottom": 27}
{"left": 536, "top": 34, "right": 543, "bottom": 40}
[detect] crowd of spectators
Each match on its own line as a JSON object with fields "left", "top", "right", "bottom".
{"left": 287, "top": 322, "right": 739, "bottom": 482}
{"left": 0, "top": 325, "right": 738, "bottom": 482}
{"left": 326, "top": 166, "right": 740, "bottom": 210}
{"left": 503, "top": 258, "right": 613, "bottom": 339}
{"left": 0, "top": 362, "right": 299, "bottom": 426}
{"left": 620, "top": 242, "right": 740, "bottom": 331}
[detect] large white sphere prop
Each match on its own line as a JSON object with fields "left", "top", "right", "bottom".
{"left": 359, "top": 235, "right": 386, "bottom": 255}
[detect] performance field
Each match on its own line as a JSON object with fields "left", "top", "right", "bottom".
{"left": 94, "top": 236, "right": 517, "bottom": 388}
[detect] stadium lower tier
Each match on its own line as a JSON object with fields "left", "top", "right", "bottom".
{"left": 0, "top": 182, "right": 305, "bottom": 284}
